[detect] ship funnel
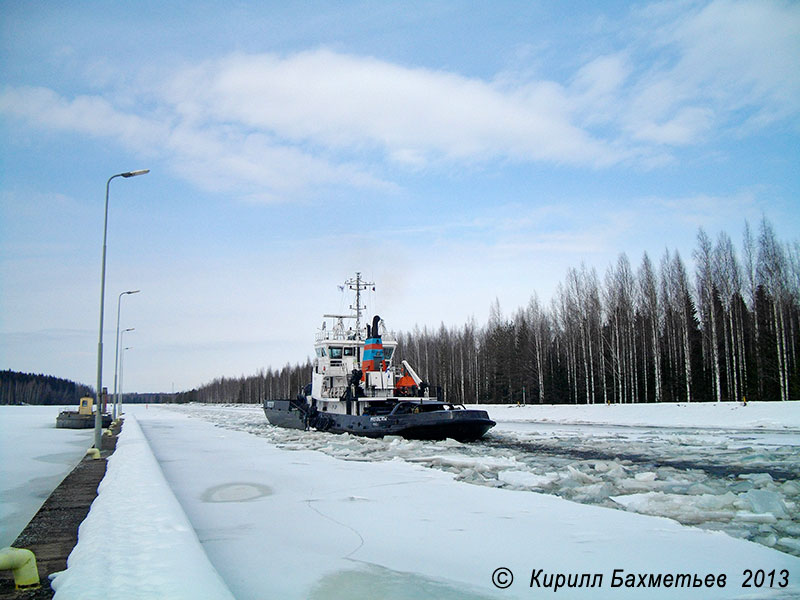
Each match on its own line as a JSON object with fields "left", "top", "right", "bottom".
{"left": 372, "top": 315, "right": 381, "bottom": 338}
{"left": 362, "top": 315, "right": 386, "bottom": 374}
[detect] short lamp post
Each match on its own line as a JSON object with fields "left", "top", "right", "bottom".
{"left": 119, "top": 345, "right": 132, "bottom": 417}
{"left": 115, "top": 326, "right": 135, "bottom": 418}
{"left": 94, "top": 169, "right": 149, "bottom": 450}
{"left": 113, "top": 290, "right": 140, "bottom": 419}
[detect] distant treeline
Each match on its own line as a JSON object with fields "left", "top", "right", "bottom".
{"left": 107, "top": 392, "right": 173, "bottom": 405}
{"left": 0, "top": 370, "right": 93, "bottom": 406}
{"left": 0, "top": 371, "right": 176, "bottom": 406}
{"left": 187, "top": 217, "right": 798, "bottom": 405}
{"left": 176, "top": 362, "right": 313, "bottom": 404}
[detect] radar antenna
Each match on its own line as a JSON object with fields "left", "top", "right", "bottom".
{"left": 344, "top": 272, "right": 374, "bottom": 339}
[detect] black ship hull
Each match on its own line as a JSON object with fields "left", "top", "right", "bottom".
{"left": 263, "top": 399, "right": 494, "bottom": 442}
{"left": 56, "top": 411, "right": 112, "bottom": 429}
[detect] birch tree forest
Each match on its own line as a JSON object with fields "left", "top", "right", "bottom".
{"left": 193, "top": 218, "right": 798, "bottom": 405}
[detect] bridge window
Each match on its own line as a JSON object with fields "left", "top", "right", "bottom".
{"left": 330, "top": 347, "right": 343, "bottom": 359}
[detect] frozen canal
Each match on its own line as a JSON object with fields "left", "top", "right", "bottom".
{"left": 0, "top": 406, "right": 94, "bottom": 547}
{"left": 0, "top": 401, "right": 788, "bottom": 599}
{"left": 171, "top": 402, "right": 800, "bottom": 557}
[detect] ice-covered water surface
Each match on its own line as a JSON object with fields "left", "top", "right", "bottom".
{"left": 0, "top": 406, "right": 94, "bottom": 547}
{"left": 163, "top": 403, "right": 800, "bottom": 557}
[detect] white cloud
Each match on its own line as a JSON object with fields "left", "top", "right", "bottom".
{"left": 0, "top": 86, "right": 163, "bottom": 150}
{"left": 671, "top": 0, "right": 800, "bottom": 121}
{"left": 3, "top": 1, "right": 799, "bottom": 202}
{"left": 0, "top": 84, "right": 390, "bottom": 202}
{"left": 163, "top": 49, "right": 616, "bottom": 167}
{"left": 624, "top": 0, "right": 800, "bottom": 142}
{"left": 1, "top": 49, "right": 621, "bottom": 202}
{"left": 570, "top": 53, "right": 631, "bottom": 125}
{"left": 632, "top": 106, "right": 715, "bottom": 145}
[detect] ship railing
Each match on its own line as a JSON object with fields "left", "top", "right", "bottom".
{"left": 315, "top": 330, "right": 361, "bottom": 343}
{"left": 314, "top": 328, "right": 397, "bottom": 343}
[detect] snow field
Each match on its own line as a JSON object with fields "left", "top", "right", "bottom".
{"left": 486, "top": 401, "right": 800, "bottom": 430}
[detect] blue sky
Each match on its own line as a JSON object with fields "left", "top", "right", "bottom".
{"left": 1, "top": 0, "right": 798, "bottom": 393}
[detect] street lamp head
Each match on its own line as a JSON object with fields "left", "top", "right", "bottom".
{"left": 125, "top": 289, "right": 141, "bottom": 295}
{"left": 123, "top": 328, "right": 135, "bottom": 333}
{"left": 121, "top": 169, "right": 150, "bottom": 178}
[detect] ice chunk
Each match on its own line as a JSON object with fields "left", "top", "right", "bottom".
{"left": 743, "top": 489, "right": 788, "bottom": 518}
{"left": 565, "top": 465, "right": 599, "bottom": 484}
{"left": 634, "top": 472, "right": 657, "bottom": 482}
{"left": 620, "top": 479, "right": 657, "bottom": 492}
{"left": 696, "top": 491, "right": 737, "bottom": 511}
{"left": 592, "top": 461, "right": 615, "bottom": 473}
{"left": 605, "top": 465, "right": 629, "bottom": 478}
{"left": 740, "top": 473, "right": 774, "bottom": 486}
{"left": 780, "top": 480, "right": 800, "bottom": 497}
{"left": 498, "top": 470, "right": 557, "bottom": 488}
{"left": 438, "top": 438, "right": 464, "bottom": 448}
{"left": 777, "top": 537, "right": 800, "bottom": 554}
{"left": 687, "top": 483, "right": 716, "bottom": 495}
{"left": 735, "top": 511, "right": 778, "bottom": 524}
{"left": 729, "top": 480, "right": 755, "bottom": 493}
{"left": 407, "top": 454, "right": 521, "bottom": 473}
{"left": 754, "top": 533, "right": 778, "bottom": 547}
{"left": 611, "top": 491, "right": 739, "bottom": 524}
{"left": 573, "top": 482, "right": 614, "bottom": 502}
{"left": 611, "top": 491, "right": 661, "bottom": 511}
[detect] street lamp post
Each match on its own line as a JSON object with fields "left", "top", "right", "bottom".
{"left": 119, "top": 346, "right": 132, "bottom": 417}
{"left": 115, "top": 326, "right": 135, "bottom": 418}
{"left": 113, "top": 290, "right": 140, "bottom": 419}
{"left": 95, "top": 169, "right": 149, "bottom": 450}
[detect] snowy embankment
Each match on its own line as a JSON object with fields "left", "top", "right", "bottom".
{"left": 0, "top": 406, "right": 93, "bottom": 547}
{"left": 50, "top": 415, "right": 234, "bottom": 599}
{"left": 53, "top": 404, "right": 800, "bottom": 599}
{"left": 481, "top": 401, "right": 800, "bottom": 430}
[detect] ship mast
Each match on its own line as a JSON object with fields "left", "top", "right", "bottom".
{"left": 344, "top": 272, "right": 374, "bottom": 340}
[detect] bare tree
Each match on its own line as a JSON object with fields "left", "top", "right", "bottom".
{"left": 714, "top": 231, "right": 745, "bottom": 402}
{"left": 758, "top": 218, "right": 790, "bottom": 401}
{"left": 694, "top": 228, "right": 722, "bottom": 402}
{"left": 638, "top": 252, "right": 663, "bottom": 402}
{"left": 526, "top": 294, "right": 549, "bottom": 404}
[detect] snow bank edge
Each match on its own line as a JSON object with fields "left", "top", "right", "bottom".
{"left": 50, "top": 415, "right": 235, "bottom": 600}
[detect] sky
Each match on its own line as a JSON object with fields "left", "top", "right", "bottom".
{"left": 1, "top": 0, "right": 799, "bottom": 394}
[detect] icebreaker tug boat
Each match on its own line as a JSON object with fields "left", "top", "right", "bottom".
{"left": 263, "top": 274, "right": 495, "bottom": 442}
